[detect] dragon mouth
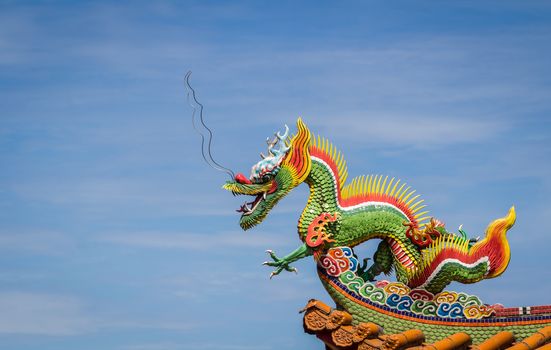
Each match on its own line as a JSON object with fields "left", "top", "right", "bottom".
{"left": 235, "top": 191, "right": 267, "bottom": 215}
{"left": 387, "top": 237, "right": 415, "bottom": 269}
{"left": 224, "top": 179, "right": 278, "bottom": 217}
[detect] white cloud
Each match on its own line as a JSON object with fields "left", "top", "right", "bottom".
{"left": 10, "top": 177, "right": 235, "bottom": 217}
{"left": 0, "top": 291, "right": 198, "bottom": 336}
{"left": 103, "top": 319, "right": 193, "bottom": 332}
{"left": 311, "top": 113, "right": 508, "bottom": 148}
{"left": 163, "top": 258, "right": 323, "bottom": 302}
{"left": 121, "top": 343, "right": 184, "bottom": 350}
{"left": 0, "top": 230, "right": 74, "bottom": 255}
{"left": 97, "top": 230, "right": 289, "bottom": 250}
{"left": 0, "top": 292, "right": 93, "bottom": 335}
{"left": 0, "top": 9, "right": 36, "bottom": 65}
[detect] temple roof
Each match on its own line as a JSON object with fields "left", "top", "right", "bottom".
{"left": 302, "top": 300, "right": 551, "bottom": 350}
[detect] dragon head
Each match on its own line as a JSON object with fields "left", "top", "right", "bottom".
{"left": 223, "top": 119, "right": 312, "bottom": 230}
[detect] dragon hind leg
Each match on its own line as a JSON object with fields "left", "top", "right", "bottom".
{"left": 357, "top": 240, "right": 393, "bottom": 282}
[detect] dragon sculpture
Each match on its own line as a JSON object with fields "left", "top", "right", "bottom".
{"left": 223, "top": 119, "right": 551, "bottom": 342}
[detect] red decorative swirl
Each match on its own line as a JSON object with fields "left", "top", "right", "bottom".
{"left": 320, "top": 255, "right": 341, "bottom": 276}
{"left": 409, "top": 289, "right": 435, "bottom": 301}
{"left": 306, "top": 213, "right": 338, "bottom": 248}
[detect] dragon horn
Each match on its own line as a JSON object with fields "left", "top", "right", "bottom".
{"left": 277, "top": 124, "right": 291, "bottom": 154}
{"left": 277, "top": 124, "right": 289, "bottom": 141}
{"left": 282, "top": 118, "right": 312, "bottom": 185}
{"left": 265, "top": 136, "right": 277, "bottom": 156}
{"left": 267, "top": 125, "right": 291, "bottom": 157}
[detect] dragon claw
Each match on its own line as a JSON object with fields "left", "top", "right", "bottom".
{"left": 283, "top": 264, "right": 297, "bottom": 273}
{"left": 264, "top": 251, "right": 297, "bottom": 278}
{"left": 263, "top": 245, "right": 309, "bottom": 278}
{"left": 265, "top": 249, "right": 281, "bottom": 262}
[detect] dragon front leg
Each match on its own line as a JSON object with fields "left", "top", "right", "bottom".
{"left": 263, "top": 243, "right": 312, "bottom": 278}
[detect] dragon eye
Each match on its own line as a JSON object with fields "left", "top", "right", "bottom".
{"left": 251, "top": 173, "right": 272, "bottom": 184}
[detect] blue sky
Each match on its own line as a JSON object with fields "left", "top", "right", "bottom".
{"left": 1, "top": 1, "right": 551, "bottom": 349}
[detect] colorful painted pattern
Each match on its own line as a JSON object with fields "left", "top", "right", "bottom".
{"left": 319, "top": 269, "right": 551, "bottom": 343}
{"left": 318, "top": 247, "right": 491, "bottom": 320}
{"left": 319, "top": 247, "right": 358, "bottom": 277}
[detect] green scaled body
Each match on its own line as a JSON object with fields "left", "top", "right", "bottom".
{"left": 223, "top": 120, "right": 550, "bottom": 341}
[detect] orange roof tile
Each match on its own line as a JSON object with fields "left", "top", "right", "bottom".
{"left": 302, "top": 300, "right": 551, "bottom": 350}
{"left": 472, "top": 331, "right": 515, "bottom": 350}
{"left": 507, "top": 327, "right": 551, "bottom": 350}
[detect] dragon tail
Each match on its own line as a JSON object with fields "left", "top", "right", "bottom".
{"left": 407, "top": 207, "right": 516, "bottom": 293}
{"left": 469, "top": 206, "right": 515, "bottom": 278}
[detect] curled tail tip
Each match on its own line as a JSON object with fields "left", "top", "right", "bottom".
{"left": 471, "top": 207, "right": 515, "bottom": 253}
{"left": 505, "top": 206, "right": 516, "bottom": 228}
{"left": 488, "top": 206, "right": 516, "bottom": 235}
{"left": 476, "top": 207, "right": 515, "bottom": 278}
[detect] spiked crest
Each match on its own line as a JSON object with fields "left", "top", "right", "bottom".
{"left": 281, "top": 118, "right": 312, "bottom": 186}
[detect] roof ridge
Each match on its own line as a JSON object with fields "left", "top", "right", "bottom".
{"left": 302, "top": 299, "right": 551, "bottom": 350}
